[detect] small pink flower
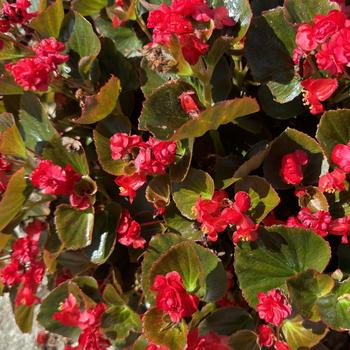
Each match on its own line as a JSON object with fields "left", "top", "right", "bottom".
{"left": 318, "top": 168, "right": 346, "bottom": 193}
{"left": 332, "top": 141, "right": 350, "bottom": 172}
{"left": 280, "top": 150, "right": 308, "bottom": 185}
{"left": 257, "top": 324, "right": 275, "bottom": 347}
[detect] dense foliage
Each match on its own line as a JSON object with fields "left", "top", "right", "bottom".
{"left": 1, "top": 0, "right": 350, "bottom": 349}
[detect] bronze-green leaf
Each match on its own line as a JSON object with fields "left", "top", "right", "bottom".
{"left": 55, "top": 205, "right": 94, "bottom": 250}
{"left": 75, "top": 76, "right": 121, "bottom": 124}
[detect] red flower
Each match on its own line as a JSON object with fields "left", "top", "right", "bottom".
{"left": 275, "top": 341, "right": 290, "bottom": 350}
{"left": 332, "top": 142, "right": 350, "bottom": 172}
{"left": 31, "top": 160, "right": 81, "bottom": 196}
{"left": 301, "top": 78, "right": 338, "bottom": 114}
{"left": 318, "top": 168, "right": 346, "bottom": 192}
{"left": 53, "top": 293, "right": 81, "bottom": 327}
{"left": 110, "top": 133, "right": 143, "bottom": 160}
{"left": 1, "top": 260, "right": 21, "bottom": 286}
{"left": 295, "top": 24, "right": 317, "bottom": 52}
{"left": 195, "top": 190, "right": 229, "bottom": 241}
{"left": 69, "top": 192, "right": 91, "bottom": 211}
{"left": 1, "top": 0, "right": 36, "bottom": 28}
{"left": 212, "top": 6, "right": 235, "bottom": 29}
{"left": 116, "top": 209, "right": 146, "bottom": 249}
{"left": 151, "top": 271, "right": 199, "bottom": 323}
{"left": 5, "top": 57, "right": 52, "bottom": 91}
{"left": 329, "top": 216, "right": 350, "bottom": 243}
{"left": 280, "top": 149, "right": 308, "bottom": 185}
{"left": 146, "top": 343, "right": 168, "bottom": 350}
{"left": 257, "top": 325, "right": 275, "bottom": 347}
{"left": 36, "top": 331, "right": 48, "bottom": 346}
{"left": 256, "top": 289, "right": 292, "bottom": 326}
{"left": 313, "top": 10, "right": 346, "bottom": 43}
{"left": 148, "top": 138, "right": 177, "bottom": 167}
{"left": 178, "top": 91, "right": 200, "bottom": 116}
{"left": 33, "top": 38, "right": 68, "bottom": 69}
{"left": 0, "top": 154, "right": 11, "bottom": 171}
{"left": 287, "top": 208, "right": 332, "bottom": 237}
{"left": 115, "top": 172, "right": 147, "bottom": 203}
{"left": 186, "top": 328, "right": 230, "bottom": 350}
{"left": 181, "top": 34, "right": 209, "bottom": 65}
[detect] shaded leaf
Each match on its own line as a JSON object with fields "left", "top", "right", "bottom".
{"left": 172, "top": 97, "right": 259, "bottom": 141}
{"left": 14, "top": 305, "right": 34, "bottom": 333}
{"left": 170, "top": 139, "right": 194, "bottom": 182}
{"left": 199, "top": 307, "right": 254, "bottom": 336}
{"left": 73, "top": 0, "right": 108, "bottom": 16}
{"left": 55, "top": 205, "right": 94, "bottom": 250}
{"left": 75, "top": 76, "right": 120, "bottom": 124}
{"left": 229, "top": 330, "right": 259, "bottom": 350}
{"left": 234, "top": 225, "right": 331, "bottom": 307}
{"left": 287, "top": 270, "right": 334, "bottom": 320}
{"left": 146, "top": 175, "right": 171, "bottom": 208}
{"left": 139, "top": 80, "right": 193, "bottom": 140}
{"left": 93, "top": 114, "right": 131, "bottom": 175}
{"left": 19, "top": 92, "right": 57, "bottom": 153}
{"left": 316, "top": 109, "right": 350, "bottom": 162}
{"left": 263, "top": 128, "right": 329, "bottom": 190}
{"left": 173, "top": 168, "right": 215, "bottom": 220}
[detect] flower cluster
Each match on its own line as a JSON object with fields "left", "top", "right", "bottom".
{"left": 6, "top": 37, "right": 68, "bottom": 91}
{"left": 195, "top": 190, "right": 258, "bottom": 243}
{"left": 115, "top": 208, "right": 145, "bottom": 249}
{"left": 288, "top": 207, "right": 350, "bottom": 243}
{"left": 53, "top": 293, "right": 110, "bottom": 350}
{"left": 146, "top": 0, "right": 234, "bottom": 64}
{"left": 150, "top": 271, "right": 199, "bottom": 323}
{"left": 280, "top": 149, "right": 308, "bottom": 185}
{"left": 31, "top": 160, "right": 90, "bottom": 211}
{"left": 0, "top": 220, "right": 46, "bottom": 306}
{"left": 294, "top": 9, "right": 350, "bottom": 114}
{"left": 110, "top": 133, "right": 176, "bottom": 203}
{"left": 256, "top": 289, "right": 291, "bottom": 350}
{"left": 0, "top": 0, "right": 36, "bottom": 34}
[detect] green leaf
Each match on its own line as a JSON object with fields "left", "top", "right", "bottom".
{"left": 55, "top": 205, "right": 94, "bottom": 250}
{"left": 173, "top": 168, "right": 215, "bottom": 220}
{"left": 234, "top": 225, "right": 331, "bottom": 307}
{"left": 37, "top": 281, "right": 81, "bottom": 338}
{"left": 234, "top": 175, "right": 280, "bottom": 223}
{"left": 14, "top": 305, "right": 34, "bottom": 333}
{"left": 298, "top": 186, "right": 329, "bottom": 212}
{"left": 287, "top": 270, "right": 334, "bottom": 320}
{"left": 0, "top": 35, "right": 25, "bottom": 60}
{"left": 229, "top": 330, "right": 259, "bottom": 350}
{"left": 316, "top": 109, "right": 350, "bottom": 162}
{"left": 263, "top": 128, "right": 329, "bottom": 190}
{"left": 317, "top": 278, "right": 350, "bottom": 331}
{"left": 29, "top": 0, "right": 64, "bottom": 38}
{"left": 0, "top": 77, "right": 23, "bottom": 95}
{"left": 282, "top": 315, "right": 328, "bottom": 350}
{"left": 199, "top": 307, "right": 254, "bottom": 336}
{"left": 245, "top": 7, "right": 299, "bottom": 103}
{"left": 165, "top": 203, "right": 202, "bottom": 240}
{"left": 172, "top": 97, "right": 259, "bottom": 140}
{"left": 0, "top": 168, "right": 27, "bottom": 232}
{"left": 83, "top": 203, "right": 120, "bottom": 264}
{"left": 142, "top": 233, "right": 185, "bottom": 301}
{"left": 149, "top": 241, "right": 204, "bottom": 294}
{"left": 139, "top": 81, "right": 193, "bottom": 140}
{"left": 146, "top": 175, "right": 171, "bottom": 208}
{"left": 223, "top": 0, "right": 252, "bottom": 41}
{"left": 102, "top": 284, "right": 141, "bottom": 340}
{"left": 19, "top": 92, "right": 57, "bottom": 153}
{"left": 75, "top": 76, "right": 120, "bottom": 124}
{"left": 95, "top": 16, "right": 143, "bottom": 58}
{"left": 170, "top": 139, "right": 194, "bottom": 182}
{"left": 72, "top": 0, "right": 108, "bottom": 16}
{"left": 284, "top": 0, "right": 339, "bottom": 24}
{"left": 93, "top": 114, "right": 131, "bottom": 175}
{"left": 66, "top": 11, "right": 101, "bottom": 74}
{"left": 143, "top": 308, "right": 187, "bottom": 350}
{"left": 0, "top": 113, "right": 26, "bottom": 158}
{"left": 43, "top": 134, "right": 90, "bottom": 175}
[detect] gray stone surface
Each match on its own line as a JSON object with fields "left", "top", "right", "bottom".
{"left": 0, "top": 294, "right": 38, "bottom": 350}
